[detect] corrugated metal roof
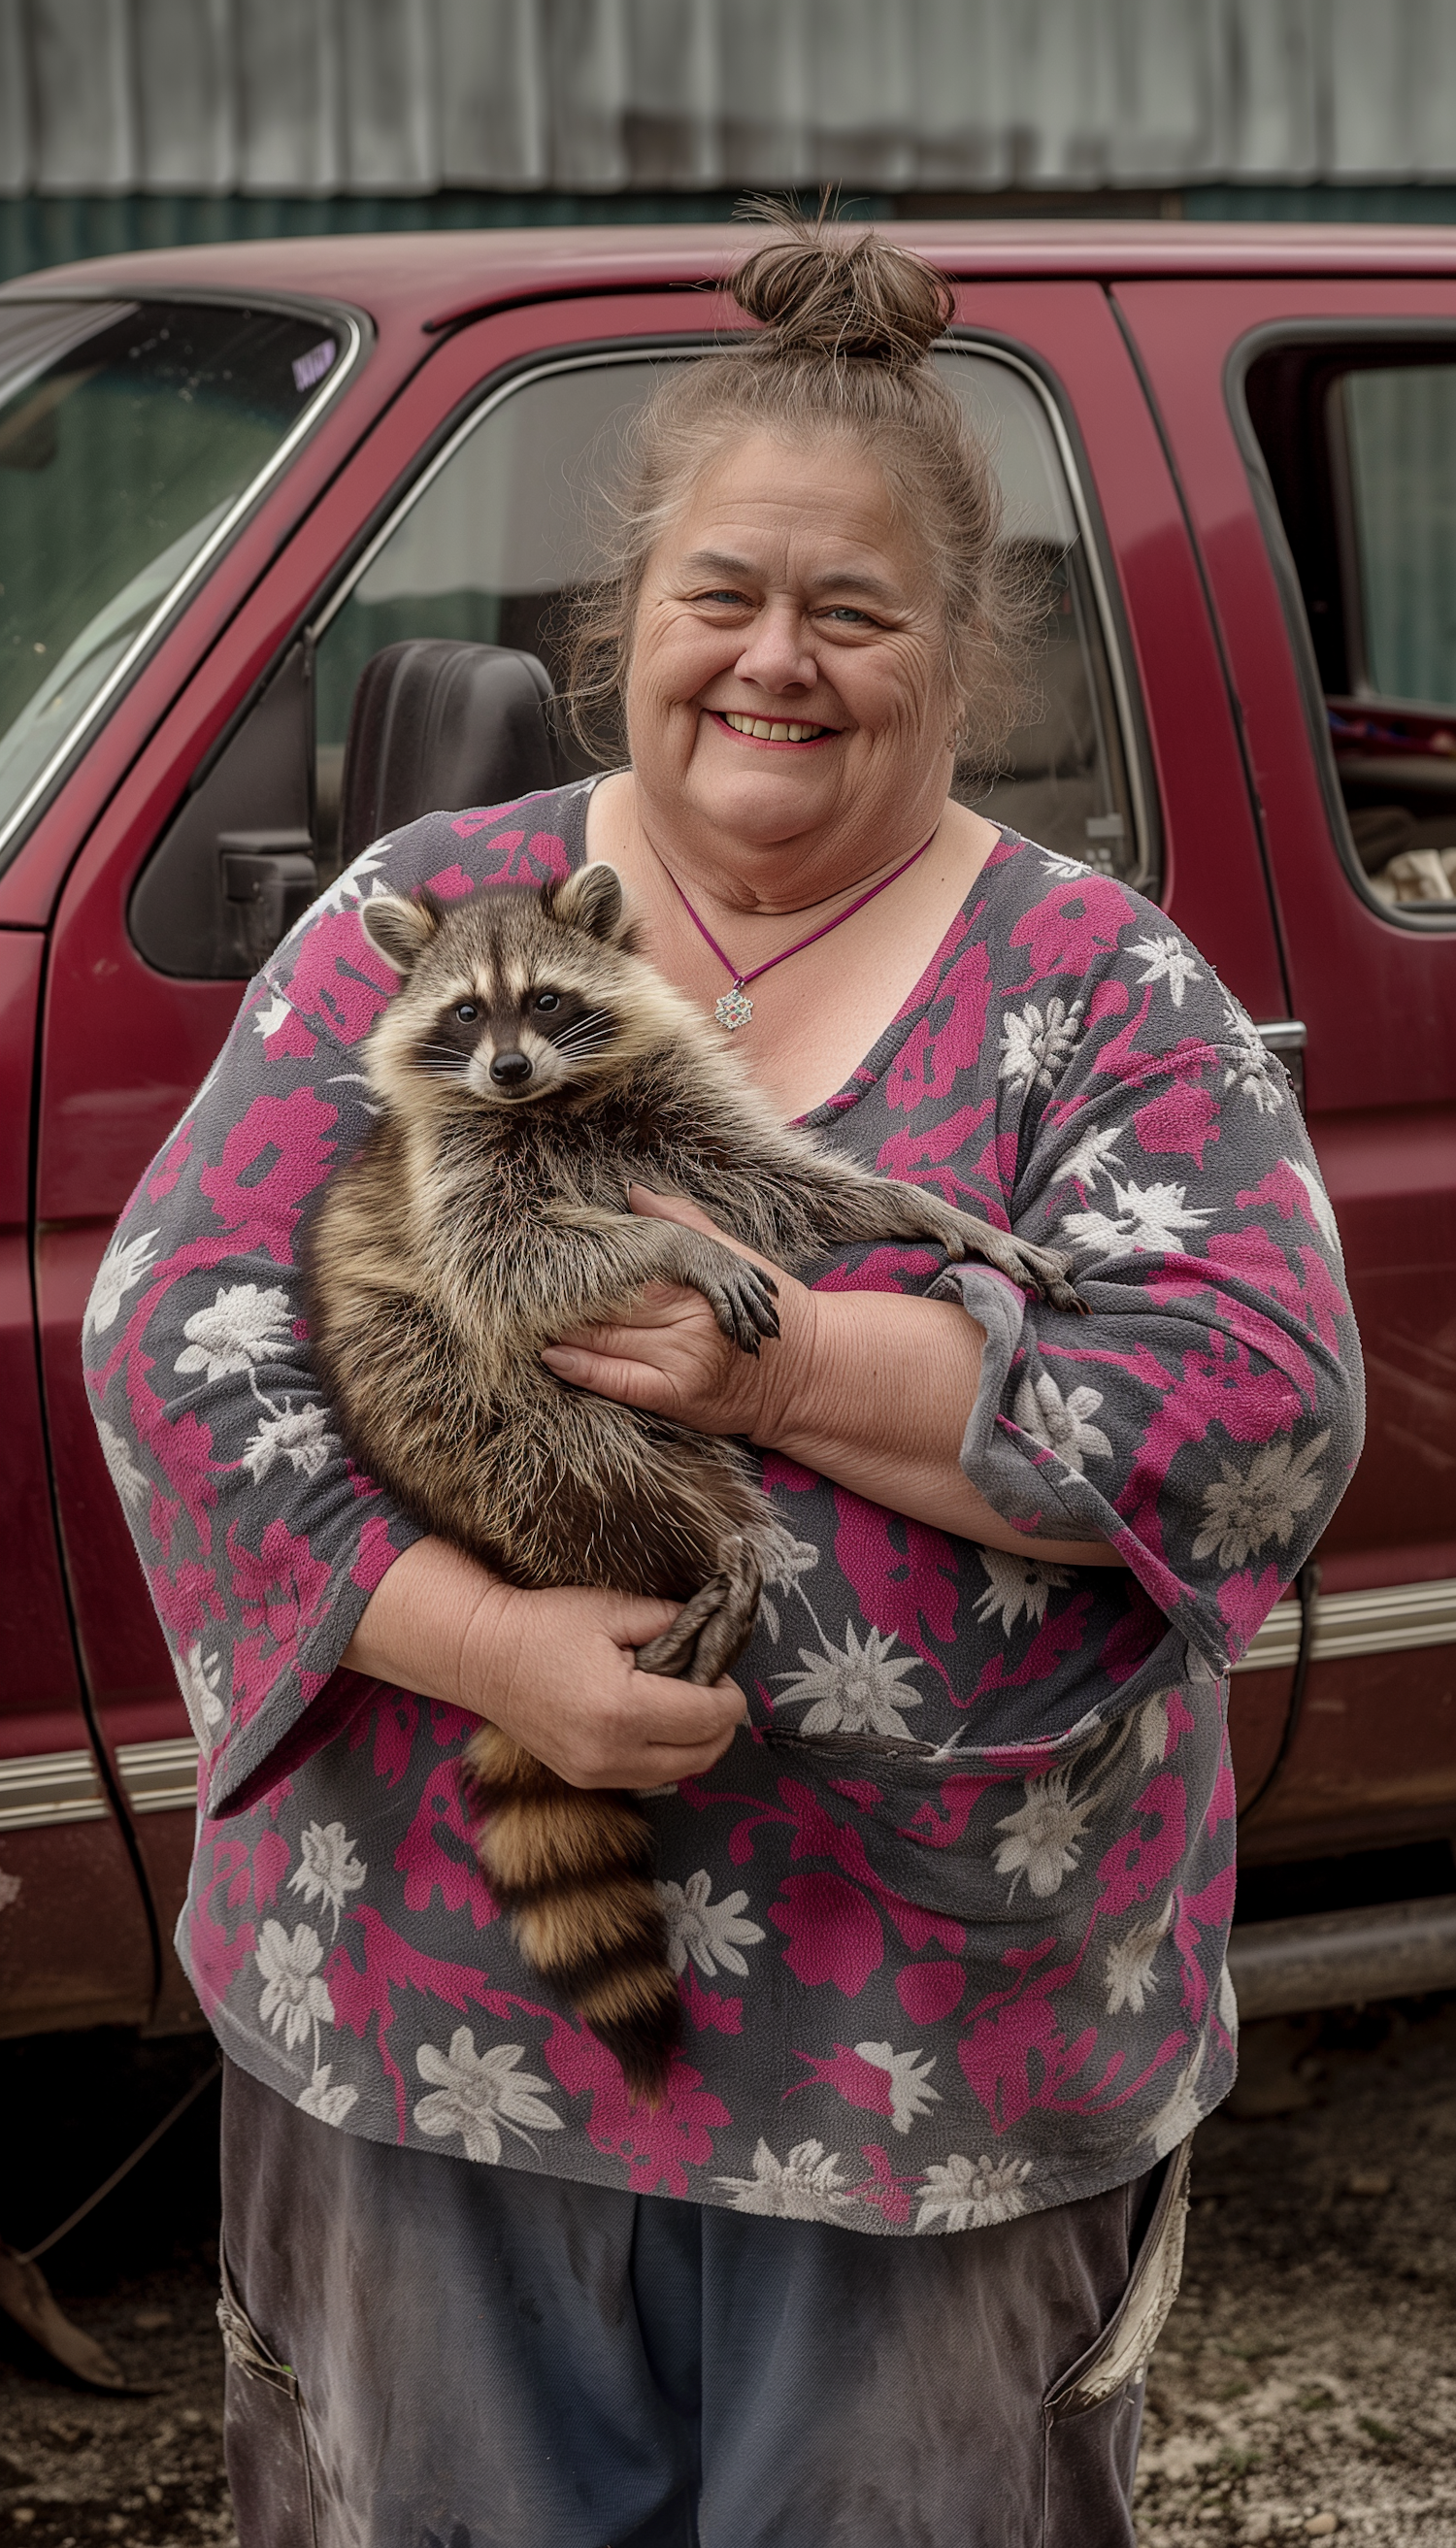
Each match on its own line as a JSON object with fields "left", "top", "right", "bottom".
{"left": 7, "top": 0, "right": 1456, "bottom": 201}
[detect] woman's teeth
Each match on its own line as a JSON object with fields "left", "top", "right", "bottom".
{"left": 719, "top": 711, "right": 827, "bottom": 742}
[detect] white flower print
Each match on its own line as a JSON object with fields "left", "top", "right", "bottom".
{"left": 1130, "top": 932, "right": 1202, "bottom": 1009}
{"left": 1041, "top": 849, "right": 1091, "bottom": 880}
{"left": 0, "top": 1865, "right": 20, "bottom": 1912}
{"left": 287, "top": 1822, "right": 367, "bottom": 1937}
{"left": 1105, "top": 1900, "right": 1174, "bottom": 2016}
{"left": 84, "top": 1228, "right": 159, "bottom": 1337}
{"left": 714, "top": 2138, "right": 858, "bottom": 2221}
{"left": 855, "top": 2041, "right": 942, "bottom": 2135}
{"left": 756, "top": 1525, "right": 821, "bottom": 1639}
{"left": 175, "top": 1283, "right": 292, "bottom": 1384}
{"left": 413, "top": 2029, "right": 562, "bottom": 2165}
{"left": 1061, "top": 1176, "right": 1214, "bottom": 1261}
{"left": 297, "top": 2065, "right": 358, "bottom": 2127}
{"left": 915, "top": 2152, "right": 1033, "bottom": 2233}
{"left": 774, "top": 1624, "right": 924, "bottom": 1739}
{"left": 1012, "top": 1369, "right": 1113, "bottom": 1473}
{"left": 655, "top": 1870, "right": 764, "bottom": 1979}
{"left": 1217, "top": 1960, "right": 1240, "bottom": 2039}
{"left": 1220, "top": 1004, "right": 1284, "bottom": 1115}
{"left": 1143, "top": 2043, "right": 1207, "bottom": 2158}
{"left": 999, "top": 996, "right": 1083, "bottom": 1092}
{"left": 96, "top": 1418, "right": 150, "bottom": 1513}
{"left": 242, "top": 1403, "right": 338, "bottom": 1484}
{"left": 971, "top": 1546, "right": 1073, "bottom": 1634}
{"left": 993, "top": 1767, "right": 1095, "bottom": 1900}
{"left": 1137, "top": 1690, "right": 1170, "bottom": 1770}
{"left": 255, "top": 1920, "right": 334, "bottom": 2052}
{"left": 177, "top": 1638, "right": 224, "bottom": 1735}
{"left": 1060, "top": 1119, "right": 1125, "bottom": 1196}
{"left": 252, "top": 992, "right": 293, "bottom": 1040}
{"left": 1191, "top": 1429, "right": 1330, "bottom": 1569}
{"left": 1286, "top": 1154, "right": 1340, "bottom": 1250}
{"left": 313, "top": 838, "right": 392, "bottom": 917}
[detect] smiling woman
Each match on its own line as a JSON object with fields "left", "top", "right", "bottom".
{"left": 86, "top": 211, "right": 1364, "bottom": 2548}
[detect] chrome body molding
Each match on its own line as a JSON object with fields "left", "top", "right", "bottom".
{"left": 0, "top": 1735, "right": 202, "bottom": 1832}
{"left": 0, "top": 1748, "right": 108, "bottom": 1831}
{"left": 1252, "top": 1019, "right": 1307, "bottom": 1054}
{"left": 1232, "top": 1575, "right": 1456, "bottom": 1674}
{"left": 116, "top": 1737, "right": 202, "bottom": 1815}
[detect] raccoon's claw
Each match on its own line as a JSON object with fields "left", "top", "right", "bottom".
{"left": 703, "top": 1259, "right": 780, "bottom": 1357}
{"left": 939, "top": 1214, "right": 1089, "bottom": 1315}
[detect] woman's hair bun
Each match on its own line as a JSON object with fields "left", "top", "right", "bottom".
{"left": 730, "top": 207, "right": 954, "bottom": 369}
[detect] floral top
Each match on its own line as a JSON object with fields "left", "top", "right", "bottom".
{"left": 86, "top": 782, "right": 1363, "bottom": 2234}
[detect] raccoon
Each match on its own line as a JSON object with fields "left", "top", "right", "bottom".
{"left": 302, "top": 864, "right": 1085, "bottom": 2101}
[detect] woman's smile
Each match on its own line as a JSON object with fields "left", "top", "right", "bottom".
{"left": 708, "top": 708, "right": 839, "bottom": 747}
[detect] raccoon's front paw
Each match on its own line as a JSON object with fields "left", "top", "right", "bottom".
{"left": 694, "top": 1253, "right": 781, "bottom": 1357}
{"left": 943, "top": 1216, "right": 1089, "bottom": 1315}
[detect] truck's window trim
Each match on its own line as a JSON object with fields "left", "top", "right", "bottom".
{"left": 308, "top": 329, "right": 1159, "bottom": 899}
{"left": 0, "top": 285, "right": 371, "bottom": 876}
{"left": 1227, "top": 316, "right": 1456, "bottom": 936}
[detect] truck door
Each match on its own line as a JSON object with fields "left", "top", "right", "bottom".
{"left": 1116, "top": 277, "right": 1456, "bottom": 1864}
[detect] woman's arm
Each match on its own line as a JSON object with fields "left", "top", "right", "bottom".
{"left": 341, "top": 1537, "right": 745, "bottom": 1786}
{"left": 540, "top": 1187, "right": 1126, "bottom": 1565}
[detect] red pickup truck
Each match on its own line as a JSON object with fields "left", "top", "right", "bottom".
{"left": 2, "top": 222, "right": 1452, "bottom": 2041}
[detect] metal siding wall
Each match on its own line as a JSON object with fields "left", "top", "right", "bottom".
{"left": 9, "top": 0, "right": 1456, "bottom": 198}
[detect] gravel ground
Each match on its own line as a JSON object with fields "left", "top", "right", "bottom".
{"left": 2, "top": 2002, "right": 1453, "bottom": 2546}
{"left": 1136, "top": 1994, "right": 1456, "bottom": 2546}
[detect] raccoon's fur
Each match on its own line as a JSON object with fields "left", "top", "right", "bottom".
{"left": 302, "top": 864, "right": 1084, "bottom": 2101}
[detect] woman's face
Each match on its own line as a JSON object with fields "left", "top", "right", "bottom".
{"left": 623, "top": 430, "right": 958, "bottom": 877}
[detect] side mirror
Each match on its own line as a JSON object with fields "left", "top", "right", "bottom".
{"left": 130, "top": 645, "right": 318, "bottom": 978}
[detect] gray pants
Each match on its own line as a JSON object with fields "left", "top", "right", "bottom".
{"left": 217, "top": 2059, "right": 1188, "bottom": 2548}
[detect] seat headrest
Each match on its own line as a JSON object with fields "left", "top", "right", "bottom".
{"left": 339, "top": 639, "right": 563, "bottom": 871}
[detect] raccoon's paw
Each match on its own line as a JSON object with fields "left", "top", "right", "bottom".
{"left": 636, "top": 1535, "right": 763, "bottom": 1685}
{"left": 942, "top": 1216, "right": 1089, "bottom": 1316}
{"left": 696, "top": 1254, "right": 780, "bottom": 1357}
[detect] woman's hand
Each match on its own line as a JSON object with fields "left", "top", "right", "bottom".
{"left": 540, "top": 1185, "right": 805, "bottom": 1439}
{"left": 464, "top": 1579, "right": 745, "bottom": 1787}
{"left": 343, "top": 1536, "right": 745, "bottom": 1789}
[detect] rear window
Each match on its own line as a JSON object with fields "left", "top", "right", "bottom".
{"left": 1245, "top": 341, "right": 1456, "bottom": 922}
{"left": 313, "top": 345, "right": 1152, "bottom": 891}
{"left": 0, "top": 296, "right": 352, "bottom": 868}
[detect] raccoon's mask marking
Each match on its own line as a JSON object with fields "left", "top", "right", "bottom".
{"left": 361, "top": 868, "right": 678, "bottom": 1109}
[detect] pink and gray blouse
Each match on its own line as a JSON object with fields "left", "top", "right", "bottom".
{"left": 85, "top": 780, "right": 1363, "bottom": 2234}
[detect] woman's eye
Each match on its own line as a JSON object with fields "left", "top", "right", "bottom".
{"left": 534, "top": 991, "right": 560, "bottom": 1012}
{"left": 823, "top": 605, "right": 874, "bottom": 625}
{"left": 453, "top": 1003, "right": 478, "bottom": 1023}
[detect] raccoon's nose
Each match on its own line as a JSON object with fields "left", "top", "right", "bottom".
{"left": 489, "top": 1050, "right": 533, "bottom": 1086}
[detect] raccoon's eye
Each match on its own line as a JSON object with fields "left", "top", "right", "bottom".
{"left": 453, "top": 1002, "right": 479, "bottom": 1024}
{"left": 533, "top": 991, "right": 560, "bottom": 1012}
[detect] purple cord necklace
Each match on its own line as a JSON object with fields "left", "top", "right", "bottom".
{"left": 661, "top": 828, "right": 939, "bottom": 1031}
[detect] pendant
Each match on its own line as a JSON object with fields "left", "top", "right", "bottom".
{"left": 714, "top": 983, "right": 754, "bottom": 1031}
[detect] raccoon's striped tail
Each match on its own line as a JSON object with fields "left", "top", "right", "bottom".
{"left": 465, "top": 1724, "right": 680, "bottom": 2106}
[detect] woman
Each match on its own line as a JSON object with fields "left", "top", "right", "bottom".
{"left": 88, "top": 220, "right": 1362, "bottom": 2547}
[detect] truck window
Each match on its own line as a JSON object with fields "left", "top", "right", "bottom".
{"left": 313, "top": 345, "right": 1151, "bottom": 891}
{"left": 1244, "top": 343, "right": 1456, "bottom": 922}
{"left": 0, "top": 295, "right": 353, "bottom": 874}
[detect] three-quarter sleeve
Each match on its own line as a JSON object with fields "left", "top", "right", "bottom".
{"left": 83, "top": 910, "right": 422, "bottom": 1814}
{"left": 937, "top": 875, "right": 1364, "bottom": 1675}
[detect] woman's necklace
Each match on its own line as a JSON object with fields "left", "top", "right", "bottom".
{"left": 660, "top": 829, "right": 939, "bottom": 1031}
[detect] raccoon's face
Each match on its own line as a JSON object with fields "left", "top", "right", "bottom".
{"left": 414, "top": 967, "right": 616, "bottom": 1103}
{"left": 362, "top": 866, "right": 691, "bottom": 1110}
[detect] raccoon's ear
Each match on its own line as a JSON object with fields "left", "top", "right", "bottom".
{"left": 545, "top": 863, "right": 627, "bottom": 944}
{"left": 360, "top": 891, "right": 441, "bottom": 976}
